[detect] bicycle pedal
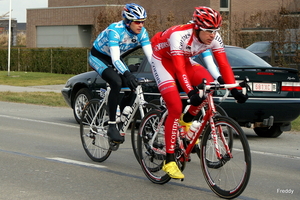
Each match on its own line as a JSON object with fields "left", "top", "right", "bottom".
{"left": 108, "top": 140, "right": 120, "bottom": 151}
{"left": 109, "top": 143, "right": 119, "bottom": 151}
{"left": 107, "top": 135, "right": 124, "bottom": 144}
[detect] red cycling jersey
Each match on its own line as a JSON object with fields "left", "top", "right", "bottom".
{"left": 151, "top": 23, "right": 235, "bottom": 95}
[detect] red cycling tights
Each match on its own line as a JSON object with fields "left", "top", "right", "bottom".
{"left": 162, "top": 63, "right": 214, "bottom": 154}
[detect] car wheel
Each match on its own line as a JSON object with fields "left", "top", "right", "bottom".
{"left": 73, "top": 88, "right": 92, "bottom": 124}
{"left": 253, "top": 124, "right": 283, "bottom": 138}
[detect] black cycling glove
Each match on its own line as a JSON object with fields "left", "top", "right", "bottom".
{"left": 231, "top": 88, "right": 248, "bottom": 103}
{"left": 188, "top": 89, "right": 204, "bottom": 106}
{"left": 123, "top": 71, "right": 138, "bottom": 90}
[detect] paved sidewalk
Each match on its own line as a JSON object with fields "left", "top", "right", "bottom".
{"left": 0, "top": 85, "right": 64, "bottom": 93}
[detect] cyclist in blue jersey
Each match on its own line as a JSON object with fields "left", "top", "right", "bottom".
{"left": 89, "top": 3, "right": 152, "bottom": 144}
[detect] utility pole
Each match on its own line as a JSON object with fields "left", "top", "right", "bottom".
{"left": 8, "top": 0, "right": 12, "bottom": 76}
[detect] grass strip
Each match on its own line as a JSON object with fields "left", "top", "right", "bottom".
{"left": 0, "top": 91, "right": 68, "bottom": 107}
{"left": 0, "top": 71, "right": 74, "bottom": 86}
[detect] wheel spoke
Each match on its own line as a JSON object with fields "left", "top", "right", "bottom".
{"left": 80, "top": 100, "right": 112, "bottom": 162}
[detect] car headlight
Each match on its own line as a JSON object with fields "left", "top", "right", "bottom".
{"left": 64, "top": 80, "right": 71, "bottom": 88}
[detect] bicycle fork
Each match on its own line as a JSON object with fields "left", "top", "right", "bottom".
{"left": 89, "top": 100, "right": 107, "bottom": 136}
{"left": 209, "top": 116, "right": 233, "bottom": 164}
{"left": 207, "top": 93, "right": 232, "bottom": 161}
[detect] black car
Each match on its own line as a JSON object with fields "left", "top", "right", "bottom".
{"left": 62, "top": 45, "right": 300, "bottom": 138}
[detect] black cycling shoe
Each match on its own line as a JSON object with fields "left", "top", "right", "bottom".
{"left": 107, "top": 124, "right": 124, "bottom": 144}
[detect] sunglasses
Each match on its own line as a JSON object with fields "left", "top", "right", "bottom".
{"left": 199, "top": 27, "right": 220, "bottom": 34}
{"left": 132, "top": 20, "right": 145, "bottom": 25}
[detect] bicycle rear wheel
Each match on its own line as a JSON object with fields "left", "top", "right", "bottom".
{"left": 80, "top": 99, "right": 112, "bottom": 162}
{"left": 137, "top": 109, "right": 171, "bottom": 184}
{"left": 200, "top": 116, "right": 251, "bottom": 199}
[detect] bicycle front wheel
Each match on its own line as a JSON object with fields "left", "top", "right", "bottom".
{"left": 80, "top": 99, "right": 112, "bottom": 162}
{"left": 137, "top": 109, "right": 171, "bottom": 184}
{"left": 200, "top": 116, "right": 251, "bottom": 199}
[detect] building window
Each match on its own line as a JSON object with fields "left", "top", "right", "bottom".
{"left": 220, "top": 0, "right": 230, "bottom": 12}
{"left": 220, "top": 0, "right": 228, "bottom": 8}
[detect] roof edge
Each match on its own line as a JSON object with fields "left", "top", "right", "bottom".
{"left": 27, "top": 4, "right": 124, "bottom": 11}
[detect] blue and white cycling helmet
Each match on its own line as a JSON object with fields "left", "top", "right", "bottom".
{"left": 122, "top": 3, "right": 147, "bottom": 21}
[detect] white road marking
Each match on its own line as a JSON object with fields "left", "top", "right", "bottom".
{"left": 47, "top": 157, "right": 107, "bottom": 168}
{"left": 251, "top": 150, "right": 300, "bottom": 160}
{"left": 0, "top": 114, "right": 78, "bottom": 128}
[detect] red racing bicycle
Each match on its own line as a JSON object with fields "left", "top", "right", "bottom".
{"left": 137, "top": 78, "right": 251, "bottom": 199}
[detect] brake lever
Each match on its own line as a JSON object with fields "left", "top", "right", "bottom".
{"left": 196, "top": 78, "right": 207, "bottom": 98}
{"left": 239, "top": 76, "right": 253, "bottom": 95}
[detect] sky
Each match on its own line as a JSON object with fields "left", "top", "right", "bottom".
{"left": 0, "top": 0, "right": 48, "bottom": 23}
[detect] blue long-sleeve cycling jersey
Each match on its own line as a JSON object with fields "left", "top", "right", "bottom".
{"left": 91, "top": 20, "right": 151, "bottom": 75}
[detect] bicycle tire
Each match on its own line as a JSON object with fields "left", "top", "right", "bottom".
{"left": 131, "top": 103, "right": 159, "bottom": 163}
{"left": 215, "top": 104, "right": 228, "bottom": 116}
{"left": 200, "top": 115, "right": 251, "bottom": 199}
{"left": 80, "top": 99, "right": 112, "bottom": 162}
{"left": 137, "top": 109, "right": 171, "bottom": 184}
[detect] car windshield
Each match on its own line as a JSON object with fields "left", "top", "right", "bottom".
{"left": 246, "top": 42, "right": 270, "bottom": 53}
{"left": 193, "top": 46, "right": 272, "bottom": 68}
{"left": 225, "top": 47, "right": 272, "bottom": 67}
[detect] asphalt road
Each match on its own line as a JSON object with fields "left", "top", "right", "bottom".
{"left": 0, "top": 101, "right": 299, "bottom": 200}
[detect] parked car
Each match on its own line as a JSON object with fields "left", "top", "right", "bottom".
{"left": 62, "top": 45, "right": 300, "bottom": 138}
{"left": 246, "top": 41, "right": 300, "bottom": 69}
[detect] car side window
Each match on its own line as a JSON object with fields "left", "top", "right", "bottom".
{"left": 123, "top": 48, "right": 145, "bottom": 72}
{"left": 144, "top": 62, "right": 152, "bottom": 72}
{"left": 283, "top": 43, "right": 297, "bottom": 54}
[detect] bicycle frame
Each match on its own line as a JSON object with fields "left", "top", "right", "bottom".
{"left": 184, "top": 91, "right": 231, "bottom": 161}
{"left": 92, "top": 81, "right": 151, "bottom": 136}
{"left": 184, "top": 80, "right": 248, "bottom": 161}
{"left": 119, "top": 85, "right": 148, "bottom": 135}
{"left": 153, "top": 91, "right": 227, "bottom": 163}
{"left": 150, "top": 80, "right": 248, "bottom": 162}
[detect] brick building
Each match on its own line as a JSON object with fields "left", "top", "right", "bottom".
{"left": 26, "top": 0, "right": 299, "bottom": 47}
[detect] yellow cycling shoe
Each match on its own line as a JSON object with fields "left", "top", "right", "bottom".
{"left": 162, "top": 161, "right": 184, "bottom": 179}
{"left": 179, "top": 114, "right": 192, "bottom": 133}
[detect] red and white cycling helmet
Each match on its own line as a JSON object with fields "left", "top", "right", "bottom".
{"left": 193, "top": 6, "right": 222, "bottom": 30}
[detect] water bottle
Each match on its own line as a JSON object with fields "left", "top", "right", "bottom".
{"left": 99, "top": 88, "right": 106, "bottom": 98}
{"left": 186, "top": 121, "right": 201, "bottom": 140}
{"left": 179, "top": 127, "right": 185, "bottom": 138}
{"left": 121, "top": 106, "right": 132, "bottom": 122}
{"left": 116, "top": 105, "right": 121, "bottom": 123}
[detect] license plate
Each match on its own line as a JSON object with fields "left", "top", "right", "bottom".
{"left": 252, "top": 82, "right": 277, "bottom": 92}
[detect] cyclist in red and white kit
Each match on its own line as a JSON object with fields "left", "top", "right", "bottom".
{"left": 151, "top": 6, "right": 248, "bottom": 179}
